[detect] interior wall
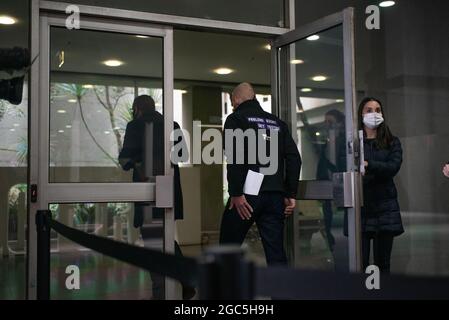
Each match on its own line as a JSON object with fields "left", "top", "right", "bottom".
{"left": 191, "top": 86, "right": 224, "bottom": 235}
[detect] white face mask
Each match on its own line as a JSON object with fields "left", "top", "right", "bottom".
{"left": 363, "top": 112, "right": 384, "bottom": 129}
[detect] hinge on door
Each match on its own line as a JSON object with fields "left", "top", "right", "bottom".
{"left": 31, "top": 184, "right": 38, "bottom": 203}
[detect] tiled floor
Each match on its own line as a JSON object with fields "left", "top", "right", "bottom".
{"left": 1, "top": 211, "right": 448, "bottom": 299}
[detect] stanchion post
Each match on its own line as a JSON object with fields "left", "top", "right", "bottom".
{"left": 36, "top": 210, "right": 51, "bottom": 300}
{"left": 198, "top": 246, "right": 254, "bottom": 300}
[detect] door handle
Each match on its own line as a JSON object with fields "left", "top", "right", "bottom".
{"left": 332, "top": 172, "right": 355, "bottom": 208}
{"left": 359, "top": 130, "right": 365, "bottom": 175}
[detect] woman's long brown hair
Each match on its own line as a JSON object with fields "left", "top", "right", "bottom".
{"left": 358, "top": 97, "right": 394, "bottom": 149}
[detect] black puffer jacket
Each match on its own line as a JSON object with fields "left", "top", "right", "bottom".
{"left": 362, "top": 137, "right": 404, "bottom": 235}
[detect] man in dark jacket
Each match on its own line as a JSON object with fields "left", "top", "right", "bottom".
{"left": 219, "top": 83, "right": 301, "bottom": 266}
{"left": 119, "top": 95, "right": 195, "bottom": 299}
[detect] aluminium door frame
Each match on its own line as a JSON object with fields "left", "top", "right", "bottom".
{"left": 271, "top": 8, "right": 363, "bottom": 272}
{"left": 29, "top": 0, "right": 296, "bottom": 300}
{"left": 29, "top": 7, "right": 174, "bottom": 299}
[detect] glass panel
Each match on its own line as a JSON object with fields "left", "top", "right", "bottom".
{"left": 47, "top": 0, "right": 286, "bottom": 28}
{"left": 48, "top": 202, "right": 165, "bottom": 299}
{"left": 49, "top": 27, "right": 164, "bottom": 183}
{"left": 0, "top": 0, "right": 29, "bottom": 299}
{"left": 281, "top": 25, "right": 348, "bottom": 271}
{"left": 170, "top": 29, "right": 272, "bottom": 266}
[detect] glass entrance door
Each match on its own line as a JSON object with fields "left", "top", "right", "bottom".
{"left": 29, "top": 13, "right": 176, "bottom": 299}
{"left": 272, "top": 8, "right": 362, "bottom": 273}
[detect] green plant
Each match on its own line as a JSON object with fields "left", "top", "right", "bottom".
{"left": 73, "top": 203, "right": 96, "bottom": 224}
{"left": 16, "top": 136, "right": 27, "bottom": 165}
{"left": 93, "top": 85, "right": 129, "bottom": 155}
{"left": 55, "top": 83, "right": 119, "bottom": 166}
{"left": 107, "top": 203, "right": 130, "bottom": 218}
{"left": 49, "top": 204, "right": 60, "bottom": 220}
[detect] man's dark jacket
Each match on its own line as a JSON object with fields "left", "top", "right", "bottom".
{"left": 224, "top": 99, "right": 301, "bottom": 199}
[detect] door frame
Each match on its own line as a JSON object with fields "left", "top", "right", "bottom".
{"left": 29, "top": 8, "right": 175, "bottom": 299}
{"left": 28, "top": 0, "right": 296, "bottom": 300}
{"left": 271, "top": 8, "right": 363, "bottom": 272}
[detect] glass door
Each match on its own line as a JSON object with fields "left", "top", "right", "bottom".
{"left": 29, "top": 13, "right": 176, "bottom": 299}
{"left": 272, "top": 8, "right": 362, "bottom": 273}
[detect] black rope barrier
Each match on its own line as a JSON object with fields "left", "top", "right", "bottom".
{"left": 36, "top": 210, "right": 198, "bottom": 300}
{"left": 36, "top": 210, "right": 449, "bottom": 300}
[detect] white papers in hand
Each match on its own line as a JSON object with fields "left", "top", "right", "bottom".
{"left": 243, "top": 170, "right": 264, "bottom": 196}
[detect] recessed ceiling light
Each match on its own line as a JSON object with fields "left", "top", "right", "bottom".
{"left": 13, "top": 123, "right": 19, "bottom": 127}
{"left": 179, "top": 90, "right": 188, "bottom": 94}
{"left": 104, "top": 131, "right": 110, "bottom": 134}
{"left": 312, "top": 75, "right": 327, "bottom": 82}
{"left": 315, "top": 132, "right": 321, "bottom": 136}
{"left": 66, "top": 125, "right": 72, "bottom": 129}
{"left": 103, "top": 59, "right": 124, "bottom": 67}
{"left": 301, "top": 88, "right": 312, "bottom": 93}
{"left": 136, "top": 35, "right": 150, "bottom": 39}
{"left": 213, "top": 68, "right": 234, "bottom": 75}
{"left": 379, "top": 1, "right": 395, "bottom": 7}
{"left": 82, "top": 84, "right": 93, "bottom": 89}
{"left": 68, "top": 99, "right": 77, "bottom": 103}
{"left": 0, "top": 16, "right": 17, "bottom": 25}
{"left": 307, "top": 35, "right": 320, "bottom": 41}
{"left": 9, "top": 128, "right": 15, "bottom": 132}
{"left": 264, "top": 44, "right": 271, "bottom": 50}
{"left": 291, "top": 59, "right": 304, "bottom": 65}
{"left": 113, "top": 127, "right": 120, "bottom": 130}
{"left": 336, "top": 99, "right": 344, "bottom": 103}
{"left": 58, "top": 130, "right": 64, "bottom": 133}
{"left": 57, "top": 110, "right": 67, "bottom": 114}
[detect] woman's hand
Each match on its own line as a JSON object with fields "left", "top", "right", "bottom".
{"left": 443, "top": 164, "right": 449, "bottom": 178}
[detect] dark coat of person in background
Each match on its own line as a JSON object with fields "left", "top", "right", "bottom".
{"left": 119, "top": 100, "right": 185, "bottom": 225}
{"left": 118, "top": 95, "right": 195, "bottom": 300}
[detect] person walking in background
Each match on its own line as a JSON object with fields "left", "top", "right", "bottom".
{"left": 359, "top": 97, "right": 403, "bottom": 274}
{"left": 119, "top": 95, "right": 195, "bottom": 300}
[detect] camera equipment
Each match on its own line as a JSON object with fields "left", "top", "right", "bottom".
{"left": 0, "top": 47, "right": 31, "bottom": 105}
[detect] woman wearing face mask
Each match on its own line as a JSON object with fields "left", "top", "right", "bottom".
{"left": 359, "top": 97, "right": 403, "bottom": 274}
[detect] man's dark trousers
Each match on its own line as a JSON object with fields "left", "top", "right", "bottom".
{"left": 219, "top": 192, "right": 287, "bottom": 266}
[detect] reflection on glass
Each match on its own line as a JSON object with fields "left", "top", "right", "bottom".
{"left": 49, "top": 27, "right": 163, "bottom": 183}
{"left": 284, "top": 25, "right": 348, "bottom": 271}
{"left": 0, "top": 81, "right": 28, "bottom": 299}
{"left": 49, "top": 202, "right": 164, "bottom": 300}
